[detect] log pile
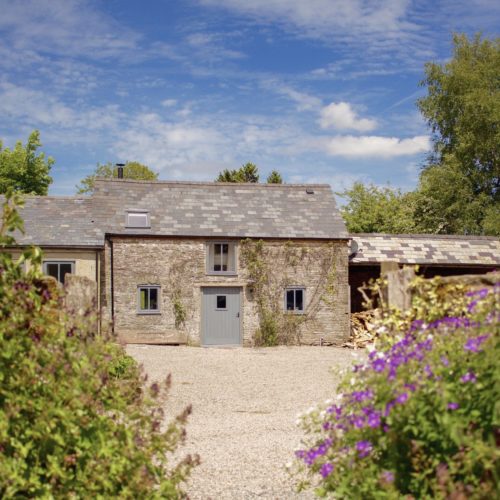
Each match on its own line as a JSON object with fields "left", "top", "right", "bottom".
{"left": 344, "top": 309, "right": 378, "bottom": 349}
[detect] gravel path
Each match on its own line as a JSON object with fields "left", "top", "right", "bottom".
{"left": 127, "top": 346, "right": 358, "bottom": 499}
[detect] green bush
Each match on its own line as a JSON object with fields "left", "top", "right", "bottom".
{"left": 0, "top": 192, "right": 199, "bottom": 498}
{"left": 294, "top": 278, "right": 499, "bottom": 498}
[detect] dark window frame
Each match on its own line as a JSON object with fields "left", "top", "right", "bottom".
{"left": 137, "top": 285, "right": 161, "bottom": 314}
{"left": 42, "top": 260, "right": 75, "bottom": 284}
{"left": 285, "top": 287, "right": 305, "bottom": 314}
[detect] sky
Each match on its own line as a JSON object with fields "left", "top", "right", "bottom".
{"left": 0, "top": 0, "right": 498, "bottom": 196}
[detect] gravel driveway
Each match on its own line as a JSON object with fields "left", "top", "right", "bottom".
{"left": 127, "top": 345, "right": 358, "bottom": 499}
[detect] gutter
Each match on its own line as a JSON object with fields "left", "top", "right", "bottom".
{"left": 107, "top": 236, "right": 115, "bottom": 336}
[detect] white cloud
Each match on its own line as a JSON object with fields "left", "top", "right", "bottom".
{"left": 161, "top": 99, "right": 178, "bottom": 107}
{"left": 319, "top": 102, "right": 377, "bottom": 132}
{"left": 322, "top": 135, "right": 430, "bottom": 158}
{"left": 0, "top": 0, "right": 140, "bottom": 60}
{"left": 262, "top": 82, "right": 322, "bottom": 111}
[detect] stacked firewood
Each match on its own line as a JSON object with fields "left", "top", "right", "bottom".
{"left": 343, "top": 310, "right": 378, "bottom": 349}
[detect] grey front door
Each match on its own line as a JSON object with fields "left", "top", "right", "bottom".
{"left": 202, "top": 287, "right": 241, "bottom": 345}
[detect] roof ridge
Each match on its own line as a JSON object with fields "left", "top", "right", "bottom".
{"left": 351, "top": 233, "right": 499, "bottom": 241}
{"left": 93, "top": 178, "right": 330, "bottom": 188}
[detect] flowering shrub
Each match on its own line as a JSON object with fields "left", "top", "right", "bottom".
{"left": 0, "top": 192, "right": 199, "bottom": 497}
{"left": 294, "top": 278, "right": 499, "bottom": 498}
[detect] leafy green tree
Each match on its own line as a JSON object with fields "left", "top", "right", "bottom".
{"left": 337, "top": 182, "right": 416, "bottom": 234}
{"left": 216, "top": 162, "right": 260, "bottom": 183}
{"left": 0, "top": 192, "right": 198, "bottom": 497}
{"left": 266, "top": 170, "right": 283, "bottom": 184}
{"left": 415, "top": 33, "right": 500, "bottom": 235}
{"left": 77, "top": 161, "right": 158, "bottom": 194}
{"left": 216, "top": 163, "right": 284, "bottom": 184}
{"left": 0, "top": 131, "right": 53, "bottom": 195}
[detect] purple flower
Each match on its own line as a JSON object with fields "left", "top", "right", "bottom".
{"left": 367, "top": 410, "right": 381, "bottom": 428}
{"left": 424, "top": 364, "right": 434, "bottom": 378}
{"left": 384, "top": 400, "right": 395, "bottom": 417}
{"left": 320, "top": 462, "right": 334, "bottom": 478}
{"left": 356, "top": 440, "right": 372, "bottom": 458}
{"left": 381, "top": 470, "right": 395, "bottom": 483}
{"left": 404, "top": 383, "right": 417, "bottom": 392}
{"left": 440, "top": 356, "right": 449, "bottom": 367}
{"left": 464, "top": 335, "right": 489, "bottom": 353}
{"left": 383, "top": 424, "right": 390, "bottom": 433}
{"left": 352, "top": 415, "right": 365, "bottom": 429}
{"left": 460, "top": 371, "right": 477, "bottom": 384}
{"left": 396, "top": 392, "right": 409, "bottom": 405}
{"left": 373, "top": 358, "right": 386, "bottom": 372}
{"left": 351, "top": 389, "right": 374, "bottom": 403}
{"left": 447, "top": 402, "right": 459, "bottom": 410}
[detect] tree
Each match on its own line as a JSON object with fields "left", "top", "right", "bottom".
{"left": 77, "top": 161, "right": 158, "bottom": 194}
{"left": 415, "top": 33, "right": 500, "bottom": 235}
{"left": 266, "top": 170, "right": 283, "bottom": 184}
{"left": 216, "top": 163, "right": 284, "bottom": 183}
{"left": 337, "top": 182, "right": 417, "bottom": 234}
{"left": 0, "top": 130, "right": 53, "bottom": 195}
{"left": 216, "top": 162, "right": 260, "bottom": 183}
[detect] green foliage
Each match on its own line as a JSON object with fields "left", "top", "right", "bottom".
{"left": 415, "top": 33, "right": 500, "bottom": 235}
{"left": 266, "top": 170, "right": 283, "bottom": 184}
{"left": 216, "top": 162, "right": 260, "bottom": 183}
{"left": 76, "top": 161, "right": 159, "bottom": 194}
{"left": 240, "top": 239, "right": 337, "bottom": 346}
{"left": 216, "top": 163, "right": 284, "bottom": 184}
{"left": 294, "top": 276, "right": 499, "bottom": 498}
{"left": 0, "top": 193, "right": 198, "bottom": 497}
{"left": 172, "top": 292, "right": 187, "bottom": 329}
{"left": 0, "top": 130, "right": 53, "bottom": 195}
{"left": 337, "top": 182, "right": 417, "bottom": 234}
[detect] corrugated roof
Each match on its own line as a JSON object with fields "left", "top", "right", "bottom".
{"left": 90, "top": 179, "right": 348, "bottom": 239}
{"left": 6, "top": 179, "right": 348, "bottom": 246}
{"left": 350, "top": 233, "right": 500, "bottom": 267}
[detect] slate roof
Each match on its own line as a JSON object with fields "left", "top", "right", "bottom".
{"left": 350, "top": 233, "right": 500, "bottom": 267}
{"left": 12, "top": 196, "right": 102, "bottom": 247}
{"left": 8, "top": 179, "right": 348, "bottom": 246}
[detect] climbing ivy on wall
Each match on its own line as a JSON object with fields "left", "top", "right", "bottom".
{"left": 239, "top": 239, "right": 338, "bottom": 346}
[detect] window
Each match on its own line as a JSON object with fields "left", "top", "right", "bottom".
{"left": 43, "top": 261, "right": 74, "bottom": 284}
{"left": 207, "top": 242, "right": 237, "bottom": 274}
{"left": 216, "top": 295, "right": 227, "bottom": 310}
{"left": 126, "top": 210, "right": 150, "bottom": 228}
{"left": 285, "top": 288, "right": 305, "bottom": 313}
{"left": 137, "top": 286, "right": 160, "bottom": 313}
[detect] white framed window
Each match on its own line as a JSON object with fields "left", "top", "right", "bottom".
{"left": 207, "top": 242, "right": 237, "bottom": 274}
{"left": 126, "top": 210, "right": 150, "bottom": 228}
{"left": 137, "top": 285, "right": 160, "bottom": 314}
{"left": 285, "top": 287, "right": 305, "bottom": 313}
{"left": 42, "top": 261, "right": 74, "bottom": 284}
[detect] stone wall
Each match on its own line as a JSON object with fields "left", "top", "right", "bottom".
{"left": 109, "top": 237, "right": 350, "bottom": 346}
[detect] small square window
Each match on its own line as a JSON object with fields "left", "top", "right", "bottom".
{"left": 42, "top": 261, "right": 74, "bottom": 284}
{"left": 207, "top": 242, "right": 236, "bottom": 274}
{"left": 138, "top": 286, "right": 160, "bottom": 314}
{"left": 126, "top": 211, "right": 150, "bottom": 228}
{"left": 285, "top": 288, "right": 305, "bottom": 313}
{"left": 216, "top": 295, "right": 227, "bottom": 309}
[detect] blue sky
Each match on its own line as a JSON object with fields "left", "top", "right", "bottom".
{"left": 0, "top": 0, "right": 498, "bottom": 196}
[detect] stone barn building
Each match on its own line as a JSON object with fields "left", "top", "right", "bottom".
{"left": 8, "top": 178, "right": 351, "bottom": 346}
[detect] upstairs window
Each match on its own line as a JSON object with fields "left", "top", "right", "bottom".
{"left": 285, "top": 287, "right": 305, "bottom": 313}
{"left": 43, "top": 261, "right": 74, "bottom": 284}
{"left": 126, "top": 210, "right": 150, "bottom": 228}
{"left": 137, "top": 286, "right": 160, "bottom": 314}
{"left": 207, "top": 242, "right": 236, "bottom": 274}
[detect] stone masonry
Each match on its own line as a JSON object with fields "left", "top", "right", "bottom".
{"left": 108, "top": 237, "right": 349, "bottom": 346}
